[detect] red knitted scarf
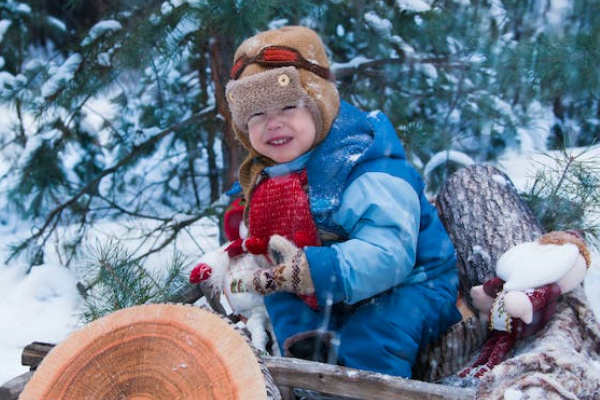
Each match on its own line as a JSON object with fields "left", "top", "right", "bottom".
{"left": 248, "top": 170, "right": 320, "bottom": 309}
{"left": 249, "top": 170, "right": 320, "bottom": 248}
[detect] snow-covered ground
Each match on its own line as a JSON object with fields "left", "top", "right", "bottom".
{"left": 0, "top": 217, "right": 221, "bottom": 384}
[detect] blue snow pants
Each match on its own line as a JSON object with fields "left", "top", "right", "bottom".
{"left": 264, "top": 269, "right": 461, "bottom": 378}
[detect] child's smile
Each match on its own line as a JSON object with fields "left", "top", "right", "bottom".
{"left": 248, "top": 105, "right": 317, "bottom": 164}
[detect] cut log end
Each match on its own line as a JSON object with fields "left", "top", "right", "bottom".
{"left": 18, "top": 304, "right": 280, "bottom": 400}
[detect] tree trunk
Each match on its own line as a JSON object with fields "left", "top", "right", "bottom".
{"left": 435, "top": 164, "right": 544, "bottom": 307}
{"left": 477, "top": 288, "right": 600, "bottom": 399}
{"left": 209, "top": 33, "right": 245, "bottom": 190}
{"left": 414, "top": 164, "right": 545, "bottom": 382}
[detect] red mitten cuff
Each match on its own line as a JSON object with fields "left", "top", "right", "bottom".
{"left": 189, "top": 263, "right": 212, "bottom": 284}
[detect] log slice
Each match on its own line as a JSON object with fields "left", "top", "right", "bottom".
{"left": 18, "top": 304, "right": 281, "bottom": 400}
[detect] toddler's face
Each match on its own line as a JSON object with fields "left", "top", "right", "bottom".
{"left": 247, "top": 105, "right": 317, "bottom": 163}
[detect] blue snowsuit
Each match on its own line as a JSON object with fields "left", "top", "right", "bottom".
{"left": 262, "top": 101, "right": 461, "bottom": 377}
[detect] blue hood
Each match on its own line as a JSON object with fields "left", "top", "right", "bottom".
{"left": 307, "top": 100, "right": 407, "bottom": 215}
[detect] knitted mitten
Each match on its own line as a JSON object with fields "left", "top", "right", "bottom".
{"left": 230, "top": 235, "right": 315, "bottom": 297}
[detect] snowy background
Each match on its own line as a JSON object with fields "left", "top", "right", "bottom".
{"left": 1, "top": 96, "right": 599, "bottom": 383}
{"left": 1, "top": 0, "right": 600, "bottom": 388}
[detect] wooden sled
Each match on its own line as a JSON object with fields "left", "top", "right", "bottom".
{"left": 1, "top": 165, "right": 596, "bottom": 400}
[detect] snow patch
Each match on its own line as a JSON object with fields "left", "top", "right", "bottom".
{"left": 47, "top": 16, "right": 67, "bottom": 32}
{"left": 396, "top": 0, "right": 432, "bottom": 12}
{"left": 97, "top": 52, "right": 111, "bottom": 67}
{"left": 268, "top": 19, "right": 288, "bottom": 30}
{"left": 472, "top": 245, "right": 491, "bottom": 262}
{"left": 504, "top": 388, "right": 524, "bottom": 400}
{"left": 0, "top": 20, "right": 12, "bottom": 44}
{"left": 492, "top": 174, "right": 508, "bottom": 186}
{"left": 161, "top": 1, "right": 174, "bottom": 14}
{"left": 81, "top": 20, "right": 122, "bottom": 46}
{"left": 331, "top": 56, "right": 372, "bottom": 74}
{"left": 365, "top": 12, "right": 392, "bottom": 38}
{"left": 41, "top": 53, "right": 82, "bottom": 98}
{"left": 423, "top": 150, "right": 475, "bottom": 181}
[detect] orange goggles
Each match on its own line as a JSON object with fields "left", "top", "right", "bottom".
{"left": 230, "top": 45, "right": 334, "bottom": 81}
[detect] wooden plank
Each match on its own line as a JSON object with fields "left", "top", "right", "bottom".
{"left": 264, "top": 357, "right": 476, "bottom": 400}
{"left": 16, "top": 342, "right": 475, "bottom": 400}
{"left": 21, "top": 342, "right": 55, "bottom": 370}
{"left": 0, "top": 372, "right": 33, "bottom": 400}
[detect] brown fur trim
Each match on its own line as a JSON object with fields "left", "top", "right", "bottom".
{"left": 225, "top": 66, "right": 322, "bottom": 137}
{"left": 538, "top": 231, "right": 592, "bottom": 268}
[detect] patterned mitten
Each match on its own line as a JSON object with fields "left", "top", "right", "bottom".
{"left": 230, "top": 235, "right": 315, "bottom": 297}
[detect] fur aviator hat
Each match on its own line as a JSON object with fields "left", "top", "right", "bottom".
{"left": 225, "top": 26, "right": 340, "bottom": 201}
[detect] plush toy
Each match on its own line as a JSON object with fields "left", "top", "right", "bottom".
{"left": 189, "top": 198, "right": 273, "bottom": 353}
{"left": 460, "top": 230, "right": 592, "bottom": 378}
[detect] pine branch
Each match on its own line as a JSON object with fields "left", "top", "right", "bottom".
{"left": 333, "top": 56, "right": 470, "bottom": 79}
{"left": 7, "top": 106, "right": 215, "bottom": 264}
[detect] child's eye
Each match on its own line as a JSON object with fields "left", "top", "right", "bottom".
{"left": 282, "top": 105, "right": 297, "bottom": 111}
{"left": 250, "top": 112, "right": 265, "bottom": 118}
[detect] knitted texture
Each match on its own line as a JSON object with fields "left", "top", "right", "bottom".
{"left": 251, "top": 239, "right": 313, "bottom": 296}
{"left": 246, "top": 170, "right": 320, "bottom": 307}
{"left": 248, "top": 170, "right": 319, "bottom": 248}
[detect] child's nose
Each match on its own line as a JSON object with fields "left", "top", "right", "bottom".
{"left": 265, "top": 112, "right": 283, "bottom": 130}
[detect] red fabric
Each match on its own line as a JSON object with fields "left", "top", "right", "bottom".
{"left": 511, "top": 283, "right": 562, "bottom": 339}
{"left": 189, "top": 263, "right": 212, "bottom": 284}
{"left": 248, "top": 170, "right": 320, "bottom": 308}
{"left": 245, "top": 236, "right": 269, "bottom": 255}
{"left": 224, "top": 198, "right": 245, "bottom": 242}
{"left": 527, "top": 283, "right": 562, "bottom": 311}
{"left": 262, "top": 47, "right": 298, "bottom": 62}
{"left": 225, "top": 239, "right": 245, "bottom": 258}
{"left": 483, "top": 276, "right": 505, "bottom": 297}
{"left": 249, "top": 170, "right": 320, "bottom": 247}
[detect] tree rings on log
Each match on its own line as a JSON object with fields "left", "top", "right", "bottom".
{"left": 19, "top": 304, "right": 280, "bottom": 400}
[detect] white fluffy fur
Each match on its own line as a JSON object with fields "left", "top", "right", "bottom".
{"left": 497, "top": 241, "right": 579, "bottom": 292}
{"left": 198, "top": 243, "right": 273, "bottom": 353}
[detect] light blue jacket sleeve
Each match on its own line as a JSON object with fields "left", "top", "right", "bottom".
{"left": 307, "top": 172, "right": 421, "bottom": 305}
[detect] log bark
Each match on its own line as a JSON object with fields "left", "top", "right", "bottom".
{"left": 435, "top": 164, "right": 544, "bottom": 307}
{"left": 209, "top": 32, "right": 245, "bottom": 189}
{"left": 477, "top": 288, "right": 600, "bottom": 399}
{"left": 413, "top": 316, "right": 488, "bottom": 382}
{"left": 414, "top": 165, "right": 545, "bottom": 382}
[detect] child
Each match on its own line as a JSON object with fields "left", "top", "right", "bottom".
{"left": 223, "top": 26, "right": 462, "bottom": 378}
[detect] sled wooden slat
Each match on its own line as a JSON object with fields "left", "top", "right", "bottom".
{"left": 0, "top": 372, "right": 33, "bottom": 400}
{"left": 12, "top": 342, "right": 475, "bottom": 400}
{"left": 21, "top": 342, "right": 55, "bottom": 370}
{"left": 264, "top": 357, "right": 476, "bottom": 400}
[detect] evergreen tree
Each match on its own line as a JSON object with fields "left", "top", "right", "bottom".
{"left": 1, "top": 0, "right": 598, "bottom": 316}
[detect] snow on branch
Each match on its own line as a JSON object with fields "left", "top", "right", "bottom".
{"left": 0, "top": 20, "right": 12, "bottom": 44}
{"left": 396, "top": 0, "right": 432, "bottom": 12}
{"left": 7, "top": 107, "right": 215, "bottom": 265}
{"left": 81, "top": 20, "right": 123, "bottom": 46}
{"left": 41, "top": 54, "right": 82, "bottom": 99}
{"left": 423, "top": 150, "right": 475, "bottom": 181}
